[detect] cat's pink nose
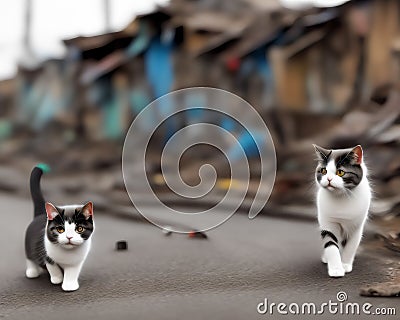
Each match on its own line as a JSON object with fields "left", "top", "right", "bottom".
{"left": 67, "top": 236, "right": 73, "bottom": 240}
{"left": 327, "top": 177, "right": 332, "bottom": 182}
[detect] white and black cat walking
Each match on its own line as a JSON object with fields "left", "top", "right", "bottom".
{"left": 313, "top": 145, "right": 371, "bottom": 278}
{"left": 25, "top": 164, "right": 94, "bottom": 291}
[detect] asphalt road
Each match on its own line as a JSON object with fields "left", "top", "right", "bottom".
{"left": 0, "top": 193, "right": 398, "bottom": 320}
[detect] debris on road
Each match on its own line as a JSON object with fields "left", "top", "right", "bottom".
{"left": 188, "top": 230, "right": 208, "bottom": 239}
{"left": 116, "top": 240, "right": 128, "bottom": 251}
{"left": 360, "top": 283, "right": 400, "bottom": 297}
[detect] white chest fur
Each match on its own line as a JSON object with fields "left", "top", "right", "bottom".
{"left": 317, "top": 177, "right": 371, "bottom": 221}
{"left": 45, "top": 236, "right": 91, "bottom": 267}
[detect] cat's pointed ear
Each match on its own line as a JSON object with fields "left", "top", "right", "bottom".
{"left": 45, "top": 202, "right": 59, "bottom": 220}
{"left": 82, "top": 202, "right": 93, "bottom": 219}
{"left": 351, "top": 145, "right": 363, "bottom": 165}
{"left": 313, "top": 144, "right": 331, "bottom": 161}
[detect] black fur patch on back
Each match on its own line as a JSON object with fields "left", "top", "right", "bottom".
{"left": 25, "top": 215, "right": 47, "bottom": 268}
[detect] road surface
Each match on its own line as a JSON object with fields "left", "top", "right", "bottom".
{"left": 0, "top": 193, "right": 397, "bottom": 319}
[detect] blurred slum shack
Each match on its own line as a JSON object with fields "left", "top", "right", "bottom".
{"left": 2, "top": 0, "right": 400, "bottom": 143}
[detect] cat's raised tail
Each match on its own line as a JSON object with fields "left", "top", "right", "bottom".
{"left": 30, "top": 164, "right": 50, "bottom": 218}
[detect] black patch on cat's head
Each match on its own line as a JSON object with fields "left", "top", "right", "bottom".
{"left": 313, "top": 145, "right": 332, "bottom": 183}
{"left": 46, "top": 206, "right": 65, "bottom": 244}
{"left": 313, "top": 144, "right": 332, "bottom": 165}
{"left": 72, "top": 203, "right": 94, "bottom": 240}
{"left": 333, "top": 146, "right": 364, "bottom": 189}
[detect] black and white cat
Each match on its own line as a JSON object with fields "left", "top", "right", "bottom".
{"left": 25, "top": 165, "right": 94, "bottom": 291}
{"left": 313, "top": 145, "right": 371, "bottom": 278}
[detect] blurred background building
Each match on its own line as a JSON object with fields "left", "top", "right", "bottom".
{"left": 2, "top": 0, "right": 392, "bottom": 139}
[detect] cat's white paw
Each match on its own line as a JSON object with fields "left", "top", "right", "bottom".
{"left": 342, "top": 263, "right": 353, "bottom": 273}
{"left": 51, "top": 276, "right": 63, "bottom": 285}
{"left": 62, "top": 281, "right": 79, "bottom": 291}
{"left": 26, "top": 268, "right": 40, "bottom": 279}
{"left": 328, "top": 266, "right": 345, "bottom": 278}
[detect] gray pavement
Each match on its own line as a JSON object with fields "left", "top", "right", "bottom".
{"left": 0, "top": 193, "right": 398, "bottom": 320}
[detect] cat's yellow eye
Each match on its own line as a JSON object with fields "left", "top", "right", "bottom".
{"left": 320, "top": 168, "right": 327, "bottom": 175}
{"left": 76, "top": 226, "right": 84, "bottom": 233}
{"left": 56, "top": 227, "right": 65, "bottom": 233}
{"left": 336, "top": 169, "right": 345, "bottom": 177}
